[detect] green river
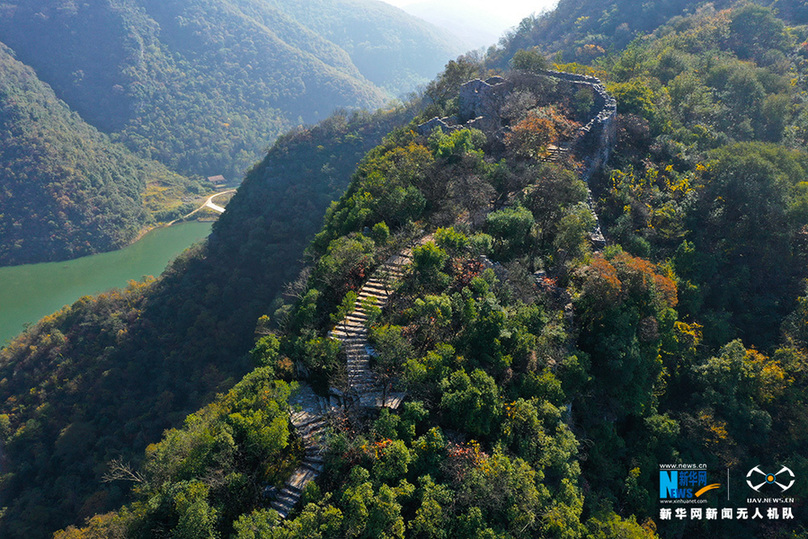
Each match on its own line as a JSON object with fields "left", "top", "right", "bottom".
{"left": 0, "top": 221, "right": 212, "bottom": 347}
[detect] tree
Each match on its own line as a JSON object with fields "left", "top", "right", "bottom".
{"left": 485, "top": 206, "right": 535, "bottom": 259}
{"left": 412, "top": 242, "right": 450, "bottom": 289}
{"left": 510, "top": 49, "right": 549, "bottom": 73}
{"left": 370, "top": 325, "right": 413, "bottom": 403}
{"left": 440, "top": 369, "right": 501, "bottom": 437}
{"left": 682, "top": 143, "right": 808, "bottom": 347}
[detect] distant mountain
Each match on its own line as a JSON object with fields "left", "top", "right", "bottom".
{"left": 0, "top": 43, "right": 197, "bottom": 266}
{"left": 0, "top": 0, "right": 459, "bottom": 179}
{"left": 263, "top": 0, "right": 466, "bottom": 93}
{"left": 398, "top": 0, "right": 526, "bottom": 50}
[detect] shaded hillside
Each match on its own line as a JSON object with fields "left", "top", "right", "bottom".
{"left": 0, "top": 0, "right": 455, "bottom": 177}
{"left": 0, "top": 106, "right": 412, "bottom": 539}
{"left": 0, "top": 43, "right": 198, "bottom": 266}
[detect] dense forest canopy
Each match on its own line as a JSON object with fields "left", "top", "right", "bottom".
{"left": 5, "top": 1, "right": 808, "bottom": 538}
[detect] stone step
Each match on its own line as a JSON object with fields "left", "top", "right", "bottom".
{"left": 271, "top": 498, "right": 295, "bottom": 514}
{"left": 287, "top": 466, "right": 319, "bottom": 491}
{"left": 330, "top": 329, "right": 368, "bottom": 338}
{"left": 360, "top": 282, "right": 390, "bottom": 292}
{"left": 338, "top": 324, "right": 366, "bottom": 333}
{"left": 349, "top": 359, "right": 371, "bottom": 366}
{"left": 362, "top": 282, "right": 390, "bottom": 293}
{"left": 292, "top": 415, "right": 325, "bottom": 430}
{"left": 301, "top": 460, "right": 324, "bottom": 473}
{"left": 348, "top": 360, "right": 372, "bottom": 367}
{"left": 296, "top": 416, "right": 326, "bottom": 432}
{"left": 271, "top": 503, "right": 292, "bottom": 519}
{"left": 356, "top": 290, "right": 386, "bottom": 299}
{"left": 274, "top": 491, "right": 299, "bottom": 507}
{"left": 356, "top": 294, "right": 387, "bottom": 304}
{"left": 305, "top": 454, "right": 325, "bottom": 465}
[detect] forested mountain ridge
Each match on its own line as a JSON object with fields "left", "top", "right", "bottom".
{"left": 0, "top": 42, "right": 202, "bottom": 266}
{"left": 0, "top": 0, "right": 460, "bottom": 178}
{"left": 0, "top": 106, "right": 414, "bottom": 538}
{"left": 6, "top": 1, "right": 808, "bottom": 538}
{"left": 489, "top": 0, "right": 808, "bottom": 66}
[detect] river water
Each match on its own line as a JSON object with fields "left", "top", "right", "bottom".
{"left": 0, "top": 221, "right": 212, "bottom": 347}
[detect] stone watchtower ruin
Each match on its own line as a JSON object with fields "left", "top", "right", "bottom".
{"left": 417, "top": 69, "right": 617, "bottom": 246}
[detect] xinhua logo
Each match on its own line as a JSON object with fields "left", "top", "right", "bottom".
{"left": 660, "top": 469, "right": 720, "bottom": 499}
{"left": 746, "top": 466, "right": 795, "bottom": 493}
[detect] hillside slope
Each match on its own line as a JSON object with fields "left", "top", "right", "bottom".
{"left": 0, "top": 43, "right": 198, "bottom": 266}
{"left": 40, "top": 3, "right": 808, "bottom": 538}
{"left": 0, "top": 0, "right": 457, "bottom": 178}
{"left": 489, "top": 0, "right": 808, "bottom": 65}
{"left": 0, "top": 106, "right": 412, "bottom": 538}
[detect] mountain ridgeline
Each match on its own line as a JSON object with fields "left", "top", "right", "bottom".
{"left": 5, "top": 1, "right": 808, "bottom": 538}
{"left": 0, "top": 0, "right": 460, "bottom": 178}
{"left": 0, "top": 0, "right": 459, "bottom": 266}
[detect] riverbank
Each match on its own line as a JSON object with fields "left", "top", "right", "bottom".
{"left": 131, "top": 188, "right": 236, "bottom": 244}
{"left": 0, "top": 221, "right": 213, "bottom": 347}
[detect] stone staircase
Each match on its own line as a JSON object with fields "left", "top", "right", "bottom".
{"left": 270, "top": 240, "right": 428, "bottom": 518}
{"left": 541, "top": 144, "right": 569, "bottom": 163}
{"left": 269, "top": 384, "right": 339, "bottom": 518}
{"left": 328, "top": 240, "right": 427, "bottom": 408}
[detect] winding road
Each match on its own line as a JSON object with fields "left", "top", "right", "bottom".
{"left": 167, "top": 189, "right": 236, "bottom": 226}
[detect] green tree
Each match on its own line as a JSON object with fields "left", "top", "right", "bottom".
{"left": 440, "top": 369, "right": 501, "bottom": 438}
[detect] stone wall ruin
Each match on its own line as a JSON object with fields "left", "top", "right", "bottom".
{"left": 417, "top": 69, "right": 616, "bottom": 247}
{"left": 417, "top": 69, "right": 617, "bottom": 183}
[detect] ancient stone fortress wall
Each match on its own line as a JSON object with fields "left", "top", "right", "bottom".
{"left": 417, "top": 70, "right": 616, "bottom": 246}
{"left": 418, "top": 69, "right": 617, "bottom": 183}
{"left": 543, "top": 70, "right": 618, "bottom": 182}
